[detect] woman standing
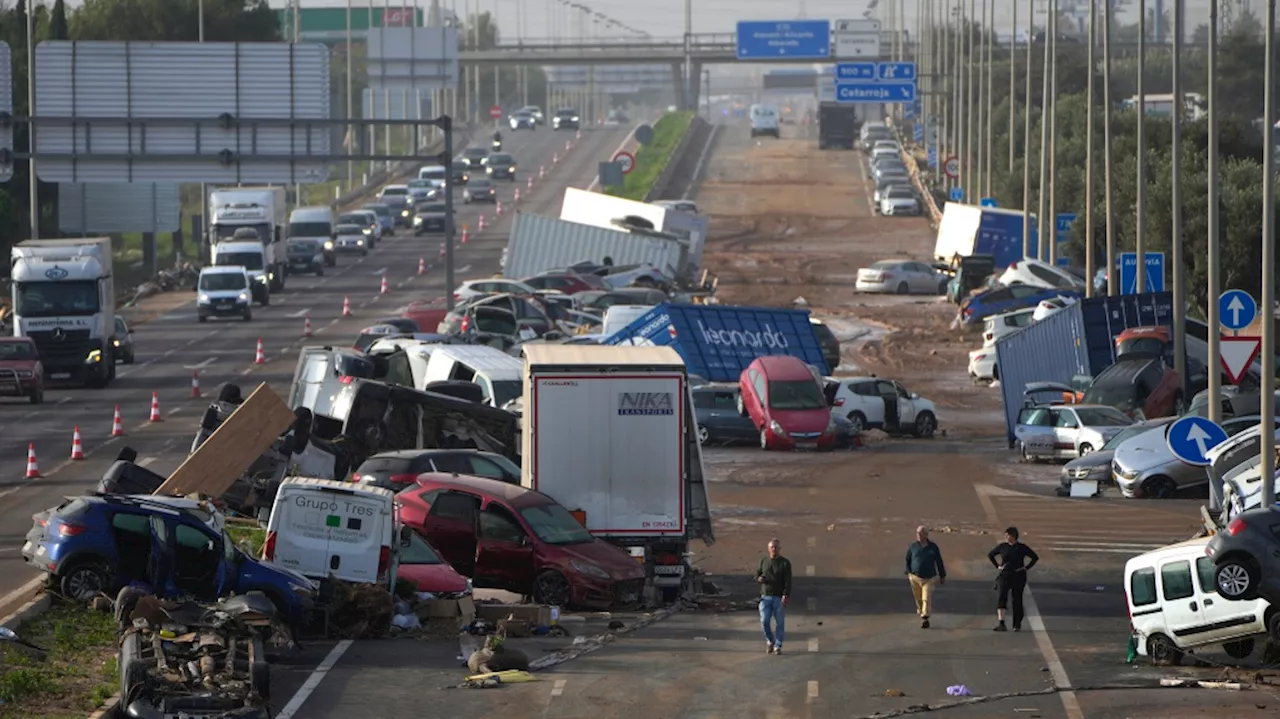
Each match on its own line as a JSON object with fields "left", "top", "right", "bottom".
{"left": 987, "top": 526, "right": 1039, "bottom": 632}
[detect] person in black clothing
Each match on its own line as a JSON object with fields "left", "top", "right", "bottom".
{"left": 987, "top": 526, "right": 1039, "bottom": 632}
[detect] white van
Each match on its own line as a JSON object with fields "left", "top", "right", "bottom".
{"left": 264, "top": 478, "right": 397, "bottom": 588}
{"left": 419, "top": 164, "right": 448, "bottom": 186}
{"left": 749, "top": 104, "right": 780, "bottom": 138}
{"left": 288, "top": 206, "right": 335, "bottom": 251}
{"left": 421, "top": 345, "right": 523, "bottom": 407}
{"left": 1125, "top": 537, "right": 1274, "bottom": 663}
{"left": 601, "top": 304, "right": 654, "bottom": 338}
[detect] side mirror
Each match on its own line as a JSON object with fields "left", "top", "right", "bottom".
{"left": 518, "top": 535, "right": 529, "bottom": 547}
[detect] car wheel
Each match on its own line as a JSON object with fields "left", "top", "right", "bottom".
{"left": 1141, "top": 475, "right": 1177, "bottom": 499}
{"left": 28, "top": 387, "right": 43, "bottom": 405}
{"left": 992, "top": 365, "right": 1000, "bottom": 380}
{"left": 1078, "top": 443, "right": 1094, "bottom": 456}
{"left": 1216, "top": 558, "right": 1259, "bottom": 599}
{"left": 261, "top": 292, "right": 270, "bottom": 307}
{"left": 60, "top": 559, "right": 112, "bottom": 600}
{"left": 760, "top": 429, "right": 771, "bottom": 451}
{"left": 1223, "top": 638, "right": 1255, "bottom": 660}
{"left": 697, "top": 425, "right": 710, "bottom": 445}
{"left": 532, "top": 570, "right": 572, "bottom": 606}
{"left": 198, "top": 314, "right": 208, "bottom": 323}
{"left": 1147, "top": 633, "right": 1183, "bottom": 666}
{"left": 914, "top": 411, "right": 937, "bottom": 438}
{"left": 124, "top": 351, "right": 135, "bottom": 365}
{"left": 846, "top": 411, "right": 866, "bottom": 433}
{"left": 896, "top": 282, "right": 909, "bottom": 294}
{"left": 244, "top": 309, "right": 253, "bottom": 322}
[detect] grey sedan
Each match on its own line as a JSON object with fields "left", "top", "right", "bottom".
{"left": 1056, "top": 417, "right": 1173, "bottom": 496}
{"left": 693, "top": 384, "right": 758, "bottom": 445}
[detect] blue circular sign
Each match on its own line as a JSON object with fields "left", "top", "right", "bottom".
{"left": 1165, "top": 416, "right": 1230, "bottom": 467}
{"left": 1218, "top": 289, "right": 1258, "bottom": 332}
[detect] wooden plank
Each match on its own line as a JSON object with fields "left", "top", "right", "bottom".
{"left": 154, "top": 383, "right": 297, "bottom": 498}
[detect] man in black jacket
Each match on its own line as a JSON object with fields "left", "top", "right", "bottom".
{"left": 756, "top": 538, "right": 792, "bottom": 655}
{"left": 988, "top": 526, "right": 1039, "bottom": 632}
{"left": 905, "top": 525, "right": 946, "bottom": 628}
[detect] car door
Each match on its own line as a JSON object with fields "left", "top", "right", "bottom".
{"left": 474, "top": 500, "right": 537, "bottom": 591}
{"left": 1015, "top": 407, "right": 1058, "bottom": 456}
{"left": 418, "top": 490, "right": 481, "bottom": 576}
{"left": 1192, "top": 554, "right": 1266, "bottom": 643}
{"left": 1158, "top": 557, "right": 1206, "bottom": 642}
{"left": 1053, "top": 407, "right": 1082, "bottom": 457}
{"left": 716, "top": 390, "right": 757, "bottom": 439}
{"left": 464, "top": 454, "right": 519, "bottom": 484}
{"left": 893, "top": 381, "right": 920, "bottom": 424}
{"left": 875, "top": 380, "right": 901, "bottom": 430}
{"left": 905, "top": 263, "right": 931, "bottom": 293}
{"left": 167, "top": 520, "right": 223, "bottom": 600}
{"left": 845, "top": 380, "right": 886, "bottom": 425}
{"left": 743, "top": 369, "right": 766, "bottom": 427}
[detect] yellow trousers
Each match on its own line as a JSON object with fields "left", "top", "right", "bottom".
{"left": 909, "top": 574, "right": 938, "bottom": 617}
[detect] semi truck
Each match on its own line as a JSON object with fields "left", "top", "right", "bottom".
{"left": 934, "top": 203, "right": 1040, "bottom": 269}
{"left": 521, "top": 344, "right": 714, "bottom": 601}
{"left": 817, "top": 102, "right": 860, "bottom": 150}
{"left": 10, "top": 237, "right": 118, "bottom": 387}
{"left": 208, "top": 187, "right": 288, "bottom": 294}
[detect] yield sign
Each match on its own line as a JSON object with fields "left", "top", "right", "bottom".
{"left": 1220, "top": 335, "right": 1262, "bottom": 385}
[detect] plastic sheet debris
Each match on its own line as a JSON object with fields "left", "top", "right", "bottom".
{"left": 946, "top": 685, "right": 973, "bottom": 696}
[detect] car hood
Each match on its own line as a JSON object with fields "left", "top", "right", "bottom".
{"left": 1113, "top": 429, "right": 1176, "bottom": 470}
{"left": 201, "top": 288, "right": 247, "bottom": 299}
{"left": 557, "top": 539, "right": 646, "bottom": 579}
{"left": 0, "top": 359, "right": 37, "bottom": 371}
{"left": 396, "top": 561, "right": 469, "bottom": 593}
{"left": 768, "top": 408, "right": 832, "bottom": 433}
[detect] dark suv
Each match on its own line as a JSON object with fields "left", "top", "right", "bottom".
{"left": 1207, "top": 508, "right": 1280, "bottom": 613}
{"left": 552, "top": 108, "right": 580, "bottom": 131}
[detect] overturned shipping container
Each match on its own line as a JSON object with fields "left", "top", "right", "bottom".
{"left": 503, "top": 213, "right": 687, "bottom": 281}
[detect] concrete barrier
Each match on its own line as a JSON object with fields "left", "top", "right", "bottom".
{"left": 643, "top": 115, "right": 708, "bottom": 202}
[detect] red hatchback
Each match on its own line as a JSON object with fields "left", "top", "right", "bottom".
{"left": 394, "top": 473, "right": 646, "bottom": 608}
{"left": 737, "top": 355, "right": 836, "bottom": 451}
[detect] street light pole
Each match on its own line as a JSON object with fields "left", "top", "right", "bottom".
{"left": 1048, "top": 0, "right": 1058, "bottom": 265}
{"left": 976, "top": 0, "right": 986, "bottom": 199}
{"left": 965, "top": 0, "right": 975, "bottom": 201}
{"left": 1103, "top": 0, "right": 1116, "bottom": 295}
{"left": 983, "top": 0, "right": 993, "bottom": 197}
{"left": 1085, "top": 0, "right": 1095, "bottom": 297}
{"left": 1171, "top": 0, "right": 1187, "bottom": 390}
{"left": 1207, "top": 0, "right": 1223, "bottom": 437}
{"left": 1021, "top": 0, "right": 1034, "bottom": 258}
{"left": 1259, "top": 0, "right": 1276, "bottom": 509}
{"left": 1009, "top": 0, "right": 1016, "bottom": 173}
{"left": 684, "top": 0, "right": 692, "bottom": 111}
{"left": 1037, "top": 2, "right": 1051, "bottom": 262}
{"left": 1135, "top": 0, "right": 1147, "bottom": 294}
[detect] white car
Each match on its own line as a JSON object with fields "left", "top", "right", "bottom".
{"left": 1033, "top": 295, "right": 1078, "bottom": 322}
{"left": 968, "top": 348, "right": 998, "bottom": 381}
{"left": 879, "top": 186, "right": 920, "bottom": 216}
{"left": 856, "top": 260, "right": 946, "bottom": 295}
{"left": 825, "top": 376, "right": 939, "bottom": 437}
{"left": 999, "top": 258, "right": 1086, "bottom": 291}
{"left": 1014, "top": 403, "right": 1134, "bottom": 461}
{"left": 982, "top": 307, "right": 1036, "bottom": 346}
{"left": 452, "top": 278, "right": 538, "bottom": 304}
{"left": 870, "top": 146, "right": 900, "bottom": 162}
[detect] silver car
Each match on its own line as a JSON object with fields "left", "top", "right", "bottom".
{"left": 1112, "top": 414, "right": 1275, "bottom": 498}
{"left": 1057, "top": 417, "right": 1174, "bottom": 495}
{"left": 1015, "top": 403, "right": 1134, "bottom": 461}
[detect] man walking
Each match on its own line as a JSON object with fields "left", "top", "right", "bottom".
{"left": 905, "top": 525, "right": 946, "bottom": 628}
{"left": 756, "top": 538, "right": 791, "bottom": 655}
{"left": 988, "top": 526, "right": 1039, "bottom": 632}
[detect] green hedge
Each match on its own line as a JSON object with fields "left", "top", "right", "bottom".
{"left": 608, "top": 111, "right": 694, "bottom": 201}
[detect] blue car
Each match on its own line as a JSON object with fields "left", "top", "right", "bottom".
{"left": 960, "top": 285, "right": 1079, "bottom": 326}
{"left": 23, "top": 493, "right": 315, "bottom": 625}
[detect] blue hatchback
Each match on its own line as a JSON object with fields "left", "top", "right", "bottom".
{"left": 960, "top": 285, "right": 1078, "bottom": 326}
{"left": 23, "top": 494, "right": 315, "bottom": 625}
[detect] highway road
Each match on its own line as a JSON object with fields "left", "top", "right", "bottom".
{"left": 0, "top": 121, "right": 635, "bottom": 605}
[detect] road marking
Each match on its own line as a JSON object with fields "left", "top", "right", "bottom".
{"left": 56, "top": 397, "right": 71, "bottom": 405}
{"left": 550, "top": 679, "right": 566, "bottom": 697}
{"left": 806, "top": 681, "right": 819, "bottom": 703}
{"left": 286, "top": 307, "right": 312, "bottom": 318}
{"left": 458, "top": 264, "right": 472, "bottom": 273}
{"left": 138, "top": 456, "right": 158, "bottom": 467}
{"left": 0, "top": 576, "right": 47, "bottom": 620}
{"left": 372, "top": 267, "right": 387, "bottom": 275}
{"left": 806, "top": 597, "right": 816, "bottom": 612}
{"left": 17, "top": 410, "right": 39, "bottom": 421}
{"left": 806, "top": 536, "right": 816, "bottom": 549}
{"left": 808, "top": 637, "right": 818, "bottom": 653}
{"left": 183, "top": 358, "right": 217, "bottom": 370}
{"left": 276, "top": 639, "right": 353, "bottom": 719}
{"left": 805, "top": 565, "right": 815, "bottom": 577}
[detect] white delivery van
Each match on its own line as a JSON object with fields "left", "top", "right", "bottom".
{"left": 422, "top": 345, "right": 523, "bottom": 407}
{"left": 264, "top": 478, "right": 397, "bottom": 587}
{"left": 749, "top": 104, "right": 780, "bottom": 138}
{"left": 288, "top": 206, "right": 336, "bottom": 265}
{"left": 1125, "top": 537, "right": 1274, "bottom": 664}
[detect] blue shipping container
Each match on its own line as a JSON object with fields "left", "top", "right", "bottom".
{"left": 976, "top": 209, "right": 1040, "bottom": 268}
{"left": 604, "top": 304, "right": 829, "bottom": 382}
{"left": 994, "top": 291, "right": 1175, "bottom": 444}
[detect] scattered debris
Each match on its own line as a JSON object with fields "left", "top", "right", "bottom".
{"left": 882, "top": 689, "right": 906, "bottom": 697}
{"left": 945, "top": 685, "right": 972, "bottom": 697}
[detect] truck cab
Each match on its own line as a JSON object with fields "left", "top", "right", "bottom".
{"left": 212, "top": 231, "right": 271, "bottom": 306}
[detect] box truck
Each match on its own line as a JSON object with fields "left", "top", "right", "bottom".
{"left": 521, "top": 344, "right": 714, "bottom": 598}
{"left": 934, "top": 203, "right": 1039, "bottom": 270}
{"left": 209, "top": 187, "right": 288, "bottom": 293}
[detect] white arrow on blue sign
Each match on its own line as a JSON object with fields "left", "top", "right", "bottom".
{"left": 949, "top": 187, "right": 964, "bottom": 202}
{"left": 877, "top": 62, "right": 916, "bottom": 81}
{"left": 1165, "top": 415, "right": 1230, "bottom": 466}
{"left": 1218, "top": 289, "right": 1258, "bottom": 332}
{"left": 980, "top": 197, "right": 997, "bottom": 208}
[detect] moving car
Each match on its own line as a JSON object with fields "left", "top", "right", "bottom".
{"left": 196, "top": 266, "right": 253, "bottom": 322}
{"left": 113, "top": 316, "right": 135, "bottom": 365}
{"left": 509, "top": 110, "right": 536, "bottom": 130}
{"left": 738, "top": 356, "right": 837, "bottom": 451}
{"left": 0, "top": 337, "right": 44, "bottom": 404}
{"left": 856, "top": 260, "right": 946, "bottom": 295}
{"left": 552, "top": 108, "right": 580, "bottom": 130}
{"left": 749, "top": 104, "right": 780, "bottom": 138}
{"left": 396, "top": 473, "right": 647, "bottom": 608}
{"left": 338, "top": 211, "right": 380, "bottom": 247}
{"left": 461, "top": 146, "right": 489, "bottom": 168}
{"left": 362, "top": 202, "right": 395, "bottom": 234}
{"left": 485, "top": 152, "right": 516, "bottom": 180}
{"left": 521, "top": 105, "right": 545, "bottom": 124}
{"left": 334, "top": 223, "right": 369, "bottom": 256}
{"left": 285, "top": 237, "right": 327, "bottom": 276}
{"left": 378, "top": 185, "right": 413, "bottom": 226}
{"left": 354, "top": 449, "right": 522, "bottom": 491}
{"left": 414, "top": 201, "right": 448, "bottom": 235}
{"left": 826, "top": 376, "right": 939, "bottom": 437}
{"left": 1014, "top": 402, "right": 1134, "bottom": 461}
{"left": 879, "top": 185, "right": 920, "bottom": 216}
{"left": 463, "top": 178, "right": 497, "bottom": 204}
{"left": 873, "top": 174, "right": 910, "bottom": 203}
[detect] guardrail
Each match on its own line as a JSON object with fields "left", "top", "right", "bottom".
{"left": 887, "top": 117, "right": 943, "bottom": 226}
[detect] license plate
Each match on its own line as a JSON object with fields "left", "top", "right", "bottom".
{"left": 51, "top": 372, "right": 70, "bottom": 379}
{"left": 653, "top": 565, "right": 684, "bottom": 576}
{"left": 291, "top": 261, "right": 309, "bottom": 266}
{"left": 796, "top": 442, "right": 817, "bottom": 450}
{"left": 216, "top": 304, "right": 232, "bottom": 310}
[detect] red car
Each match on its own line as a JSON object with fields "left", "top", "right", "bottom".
{"left": 0, "top": 337, "right": 44, "bottom": 404}
{"left": 395, "top": 527, "right": 470, "bottom": 594}
{"left": 737, "top": 355, "right": 836, "bottom": 451}
{"left": 394, "top": 473, "right": 646, "bottom": 608}
{"left": 520, "top": 272, "right": 605, "bottom": 295}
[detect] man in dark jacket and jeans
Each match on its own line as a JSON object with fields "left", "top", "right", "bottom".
{"left": 905, "top": 525, "right": 946, "bottom": 628}
{"left": 756, "top": 538, "right": 792, "bottom": 654}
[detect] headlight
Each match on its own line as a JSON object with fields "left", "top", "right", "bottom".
{"left": 357, "top": 239, "right": 365, "bottom": 246}
{"left": 769, "top": 420, "right": 788, "bottom": 438}
{"left": 569, "top": 559, "right": 610, "bottom": 580}
{"left": 572, "top": 116, "right": 580, "bottom": 122}
{"left": 112, "top": 339, "right": 120, "bottom": 347}
{"left": 256, "top": 276, "right": 267, "bottom": 283}
{"left": 198, "top": 293, "right": 210, "bottom": 303}
{"left": 238, "top": 292, "right": 249, "bottom": 302}
{"left": 85, "top": 349, "right": 103, "bottom": 364}
{"left": 324, "top": 241, "right": 334, "bottom": 249}
{"left": 402, "top": 209, "right": 411, "bottom": 217}
{"left": 486, "top": 167, "right": 494, "bottom": 173}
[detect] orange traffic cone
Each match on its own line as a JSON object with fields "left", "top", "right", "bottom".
{"left": 190, "top": 371, "right": 202, "bottom": 398}
{"left": 70, "top": 427, "right": 85, "bottom": 460}
{"left": 254, "top": 339, "right": 266, "bottom": 365}
{"left": 149, "top": 392, "right": 163, "bottom": 422}
{"left": 553, "top": 152, "right": 559, "bottom": 164}
{"left": 111, "top": 405, "right": 125, "bottom": 437}
{"left": 514, "top": 188, "right": 521, "bottom": 203}
{"left": 303, "top": 316, "right": 313, "bottom": 337}
{"left": 417, "top": 257, "right": 426, "bottom": 275}
{"left": 439, "top": 242, "right": 446, "bottom": 258}
{"left": 478, "top": 214, "right": 486, "bottom": 231}
{"left": 24, "top": 443, "right": 40, "bottom": 479}
{"left": 539, "top": 166, "right": 545, "bottom": 179}
{"left": 527, "top": 176, "right": 534, "bottom": 190}
{"left": 461, "top": 228, "right": 470, "bottom": 244}
{"left": 576, "top": 129, "right": 582, "bottom": 140}
{"left": 565, "top": 140, "right": 572, "bottom": 151}
{"left": 496, "top": 201, "right": 503, "bottom": 217}
{"left": 342, "top": 296, "right": 353, "bottom": 317}
{"left": 380, "top": 274, "right": 389, "bottom": 294}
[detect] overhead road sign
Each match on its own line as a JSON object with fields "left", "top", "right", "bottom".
{"left": 736, "top": 20, "right": 832, "bottom": 60}
{"left": 367, "top": 27, "right": 459, "bottom": 91}
{"left": 33, "top": 41, "right": 333, "bottom": 184}
{"left": 1220, "top": 336, "right": 1262, "bottom": 385}
{"left": 835, "top": 84, "right": 915, "bottom": 103}
{"left": 1165, "top": 415, "right": 1229, "bottom": 466}
{"left": 58, "top": 183, "right": 181, "bottom": 234}
{"left": 834, "top": 60, "right": 917, "bottom": 105}
{"left": 1219, "top": 289, "right": 1258, "bottom": 332}
{"left": 949, "top": 187, "right": 964, "bottom": 202}
{"left": 834, "top": 18, "right": 881, "bottom": 59}
{"left": 1118, "top": 252, "right": 1165, "bottom": 295}
{"left": 877, "top": 62, "right": 916, "bottom": 81}
{"left": 835, "top": 62, "right": 876, "bottom": 80}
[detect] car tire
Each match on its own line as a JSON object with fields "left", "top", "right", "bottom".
{"left": 362, "top": 250, "right": 368, "bottom": 257}
{"left": 914, "top": 411, "right": 937, "bottom": 438}
{"left": 846, "top": 411, "right": 866, "bottom": 433}
{"left": 1223, "top": 638, "right": 1255, "bottom": 659}
{"left": 60, "top": 558, "right": 112, "bottom": 600}
{"left": 261, "top": 292, "right": 270, "bottom": 307}
{"left": 1216, "top": 557, "right": 1260, "bottom": 599}
{"left": 697, "top": 425, "right": 710, "bottom": 445}
{"left": 896, "top": 282, "right": 909, "bottom": 294}
{"left": 249, "top": 636, "right": 271, "bottom": 699}
{"left": 28, "top": 387, "right": 43, "bottom": 405}
{"left": 124, "top": 352, "right": 135, "bottom": 365}
{"left": 1147, "top": 633, "right": 1183, "bottom": 666}
{"left": 1141, "top": 475, "right": 1177, "bottom": 499}
{"left": 532, "top": 570, "right": 572, "bottom": 606}
{"left": 1078, "top": 444, "right": 1094, "bottom": 456}
{"left": 244, "top": 309, "right": 253, "bottom": 322}
{"left": 760, "top": 429, "right": 771, "bottom": 451}
{"left": 198, "top": 315, "right": 208, "bottom": 323}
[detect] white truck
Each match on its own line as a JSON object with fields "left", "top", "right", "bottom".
{"left": 208, "top": 187, "right": 288, "bottom": 294}
{"left": 560, "top": 187, "right": 709, "bottom": 275}
{"left": 10, "top": 237, "right": 118, "bottom": 387}
{"left": 521, "top": 344, "right": 714, "bottom": 600}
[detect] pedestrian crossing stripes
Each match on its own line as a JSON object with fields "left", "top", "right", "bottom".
{"left": 987, "top": 490, "right": 1203, "bottom": 556}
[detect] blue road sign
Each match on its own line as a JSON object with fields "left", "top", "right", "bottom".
{"left": 949, "top": 187, "right": 964, "bottom": 202}
{"left": 835, "top": 62, "right": 876, "bottom": 80}
{"left": 1055, "top": 212, "right": 1078, "bottom": 242}
{"left": 877, "top": 62, "right": 917, "bottom": 81}
{"left": 913, "top": 124, "right": 923, "bottom": 141}
{"left": 834, "top": 61, "right": 917, "bottom": 105}
{"left": 1219, "top": 289, "right": 1259, "bottom": 332}
{"left": 737, "top": 20, "right": 832, "bottom": 59}
{"left": 1165, "top": 415, "right": 1229, "bottom": 467}
{"left": 1055, "top": 257, "right": 1070, "bottom": 267}
{"left": 914, "top": 98, "right": 923, "bottom": 116}
{"left": 836, "top": 84, "right": 916, "bottom": 103}
{"left": 1118, "top": 252, "right": 1165, "bottom": 295}
{"left": 980, "top": 197, "right": 997, "bottom": 208}
{"left": 927, "top": 146, "right": 937, "bottom": 168}
{"left": 904, "top": 102, "right": 915, "bottom": 119}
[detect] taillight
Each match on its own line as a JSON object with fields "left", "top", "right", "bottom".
{"left": 388, "top": 473, "right": 418, "bottom": 486}
{"left": 460, "top": 316, "right": 471, "bottom": 332}
{"left": 57, "top": 523, "right": 85, "bottom": 537}
{"left": 264, "top": 531, "right": 277, "bottom": 560}
{"left": 338, "top": 375, "right": 356, "bottom": 384}
{"left": 33, "top": 514, "right": 46, "bottom": 528}
{"left": 833, "top": 397, "right": 845, "bottom": 407}
{"left": 1227, "top": 518, "right": 1247, "bottom": 536}
{"left": 654, "top": 553, "right": 680, "bottom": 565}
{"left": 882, "top": 273, "right": 894, "bottom": 280}
{"left": 378, "top": 546, "right": 391, "bottom": 576}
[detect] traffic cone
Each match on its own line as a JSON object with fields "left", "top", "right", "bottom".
{"left": 576, "top": 129, "right": 581, "bottom": 140}
{"left": 24, "top": 444, "right": 40, "bottom": 479}
{"left": 342, "top": 296, "right": 353, "bottom": 317}
{"left": 190, "top": 370, "right": 202, "bottom": 398}
{"left": 553, "top": 152, "right": 559, "bottom": 164}
{"left": 478, "top": 214, "right": 486, "bottom": 231}
{"left": 70, "top": 427, "right": 85, "bottom": 460}
{"left": 149, "top": 392, "right": 163, "bottom": 422}
{"left": 417, "top": 257, "right": 426, "bottom": 275}
{"left": 527, "top": 176, "right": 534, "bottom": 190}
{"left": 496, "top": 201, "right": 503, "bottom": 217}
{"left": 461, "top": 227, "right": 470, "bottom": 245}
{"left": 254, "top": 339, "right": 266, "bottom": 365}
{"left": 303, "top": 316, "right": 313, "bottom": 337}
{"left": 565, "top": 140, "right": 572, "bottom": 152}
{"left": 439, "top": 242, "right": 446, "bottom": 258}
{"left": 539, "top": 166, "right": 545, "bottom": 179}
{"left": 514, "top": 188, "right": 521, "bottom": 203}
{"left": 380, "top": 274, "right": 389, "bottom": 294}
{"left": 112, "top": 405, "right": 124, "bottom": 437}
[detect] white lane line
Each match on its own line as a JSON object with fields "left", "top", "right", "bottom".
{"left": 806, "top": 681, "right": 819, "bottom": 703}
{"left": 458, "top": 264, "right": 472, "bottom": 273}
{"left": 57, "top": 397, "right": 71, "bottom": 405}
{"left": 275, "top": 640, "right": 353, "bottom": 719}
{"left": 550, "top": 679, "right": 566, "bottom": 697}
{"left": 806, "top": 597, "right": 817, "bottom": 612}
{"left": 183, "top": 358, "right": 217, "bottom": 370}
{"left": 372, "top": 267, "right": 387, "bottom": 275}
{"left": 238, "top": 368, "right": 253, "bottom": 376}
{"left": 138, "top": 456, "right": 158, "bottom": 467}
{"left": 806, "top": 536, "right": 816, "bottom": 549}
{"left": 808, "top": 637, "right": 818, "bottom": 653}
{"left": 286, "top": 307, "right": 312, "bottom": 318}
{"left": 805, "top": 565, "right": 815, "bottom": 577}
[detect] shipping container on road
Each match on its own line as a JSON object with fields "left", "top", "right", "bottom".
{"left": 603, "top": 303, "right": 829, "bottom": 382}
{"left": 503, "top": 213, "right": 686, "bottom": 281}
{"left": 994, "top": 292, "right": 1176, "bottom": 445}
{"left": 934, "top": 203, "right": 1041, "bottom": 270}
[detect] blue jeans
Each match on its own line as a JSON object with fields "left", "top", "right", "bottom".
{"left": 759, "top": 595, "right": 785, "bottom": 648}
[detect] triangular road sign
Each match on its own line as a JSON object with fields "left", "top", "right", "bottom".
{"left": 1220, "top": 335, "right": 1262, "bottom": 385}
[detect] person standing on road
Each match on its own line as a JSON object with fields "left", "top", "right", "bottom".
{"left": 988, "top": 526, "right": 1039, "bottom": 632}
{"left": 905, "top": 525, "right": 946, "bottom": 629}
{"left": 756, "top": 538, "right": 792, "bottom": 655}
